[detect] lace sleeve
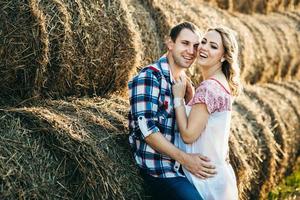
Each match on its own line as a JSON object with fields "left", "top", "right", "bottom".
{"left": 187, "top": 81, "right": 217, "bottom": 114}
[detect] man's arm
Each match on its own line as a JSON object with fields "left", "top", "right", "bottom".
{"left": 130, "top": 69, "right": 215, "bottom": 178}
{"left": 145, "top": 132, "right": 216, "bottom": 179}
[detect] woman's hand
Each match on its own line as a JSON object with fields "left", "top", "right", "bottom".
{"left": 185, "top": 77, "right": 195, "bottom": 103}
{"left": 172, "top": 74, "right": 186, "bottom": 98}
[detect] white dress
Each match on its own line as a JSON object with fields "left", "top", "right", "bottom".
{"left": 176, "top": 78, "right": 238, "bottom": 200}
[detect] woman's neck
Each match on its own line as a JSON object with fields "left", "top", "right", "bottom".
{"left": 201, "top": 64, "right": 223, "bottom": 80}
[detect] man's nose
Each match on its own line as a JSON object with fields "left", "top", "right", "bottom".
{"left": 187, "top": 45, "right": 194, "bottom": 54}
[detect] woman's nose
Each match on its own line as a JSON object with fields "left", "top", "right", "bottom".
{"left": 200, "top": 44, "right": 208, "bottom": 51}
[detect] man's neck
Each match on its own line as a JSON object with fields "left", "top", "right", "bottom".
{"left": 167, "top": 53, "right": 184, "bottom": 80}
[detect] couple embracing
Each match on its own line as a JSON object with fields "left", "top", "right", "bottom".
{"left": 128, "top": 22, "right": 241, "bottom": 200}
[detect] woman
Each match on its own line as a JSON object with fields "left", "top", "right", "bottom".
{"left": 172, "top": 26, "right": 241, "bottom": 200}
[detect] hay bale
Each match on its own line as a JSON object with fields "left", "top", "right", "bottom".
{"left": 0, "top": 0, "right": 49, "bottom": 99}
{"left": 229, "top": 110, "right": 258, "bottom": 199}
{"left": 125, "top": 0, "right": 161, "bottom": 67}
{"left": 0, "top": 0, "right": 139, "bottom": 99}
{"left": 233, "top": 93, "right": 280, "bottom": 199}
{"left": 0, "top": 96, "right": 145, "bottom": 199}
{"left": 199, "top": 0, "right": 300, "bottom": 13}
{"left": 234, "top": 82, "right": 300, "bottom": 199}
{"left": 1, "top": 80, "right": 300, "bottom": 199}
{"left": 143, "top": 1, "right": 300, "bottom": 85}
{"left": 0, "top": 113, "right": 66, "bottom": 199}
{"left": 1, "top": 0, "right": 299, "bottom": 101}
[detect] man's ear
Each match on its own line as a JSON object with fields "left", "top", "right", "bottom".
{"left": 166, "top": 37, "right": 174, "bottom": 51}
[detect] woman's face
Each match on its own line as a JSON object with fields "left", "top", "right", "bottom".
{"left": 197, "top": 30, "right": 225, "bottom": 68}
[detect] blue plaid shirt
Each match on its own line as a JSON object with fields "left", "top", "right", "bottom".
{"left": 128, "top": 55, "right": 182, "bottom": 178}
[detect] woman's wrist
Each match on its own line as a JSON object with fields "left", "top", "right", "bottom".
{"left": 174, "top": 97, "right": 185, "bottom": 108}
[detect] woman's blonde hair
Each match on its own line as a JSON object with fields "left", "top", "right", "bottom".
{"left": 208, "top": 26, "right": 242, "bottom": 96}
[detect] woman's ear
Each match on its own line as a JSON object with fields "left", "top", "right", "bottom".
{"left": 221, "top": 57, "right": 225, "bottom": 62}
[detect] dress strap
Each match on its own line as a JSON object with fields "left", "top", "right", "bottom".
{"left": 208, "top": 77, "right": 231, "bottom": 95}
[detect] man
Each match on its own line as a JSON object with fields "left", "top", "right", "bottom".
{"left": 128, "top": 22, "right": 216, "bottom": 200}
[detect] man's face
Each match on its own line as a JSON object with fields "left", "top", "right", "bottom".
{"left": 168, "top": 28, "right": 200, "bottom": 69}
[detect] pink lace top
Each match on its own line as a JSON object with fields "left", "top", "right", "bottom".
{"left": 187, "top": 78, "right": 232, "bottom": 114}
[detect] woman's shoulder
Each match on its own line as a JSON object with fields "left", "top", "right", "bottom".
{"left": 197, "top": 78, "right": 230, "bottom": 95}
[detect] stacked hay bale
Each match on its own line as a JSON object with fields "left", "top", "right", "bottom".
{"left": 0, "top": 0, "right": 300, "bottom": 199}
{"left": 203, "top": 0, "right": 300, "bottom": 13}
{"left": 1, "top": 0, "right": 299, "bottom": 101}
{"left": 146, "top": 0, "right": 300, "bottom": 85}
{"left": 0, "top": 0, "right": 139, "bottom": 100}
{"left": 124, "top": 0, "right": 162, "bottom": 67}
{"left": 0, "top": 96, "right": 145, "bottom": 199}
{"left": 227, "top": 81, "right": 300, "bottom": 199}
{"left": 1, "top": 81, "right": 300, "bottom": 199}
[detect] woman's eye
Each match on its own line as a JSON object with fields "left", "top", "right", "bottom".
{"left": 201, "top": 41, "right": 206, "bottom": 44}
{"left": 211, "top": 45, "right": 217, "bottom": 49}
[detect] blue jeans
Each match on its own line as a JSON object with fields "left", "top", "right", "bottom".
{"left": 141, "top": 171, "right": 203, "bottom": 200}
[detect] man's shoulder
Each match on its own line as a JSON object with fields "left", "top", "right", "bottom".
{"left": 141, "top": 63, "right": 161, "bottom": 73}
{"left": 133, "top": 63, "right": 163, "bottom": 80}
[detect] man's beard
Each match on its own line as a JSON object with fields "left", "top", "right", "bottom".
{"left": 173, "top": 53, "right": 192, "bottom": 69}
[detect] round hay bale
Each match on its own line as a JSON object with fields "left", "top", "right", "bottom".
{"left": 1, "top": 96, "right": 146, "bottom": 199}
{"left": 0, "top": 113, "right": 66, "bottom": 199}
{"left": 234, "top": 93, "right": 280, "bottom": 199}
{"left": 243, "top": 87, "right": 288, "bottom": 179}
{"left": 229, "top": 110, "right": 258, "bottom": 199}
{"left": 143, "top": 1, "right": 300, "bottom": 85}
{"left": 0, "top": 0, "right": 49, "bottom": 99}
{"left": 1, "top": 81, "right": 299, "bottom": 199}
{"left": 198, "top": 0, "right": 300, "bottom": 13}
{"left": 0, "top": 0, "right": 139, "bottom": 99}
{"left": 125, "top": 0, "right": 161, "bottom": 67}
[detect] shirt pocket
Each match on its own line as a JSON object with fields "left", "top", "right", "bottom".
{"left": 158, "top": 83, "right": 174, "bottom": 118}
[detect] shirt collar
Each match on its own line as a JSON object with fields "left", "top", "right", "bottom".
{"left": 157, "top": 54, "right": 174, "bottom": 84}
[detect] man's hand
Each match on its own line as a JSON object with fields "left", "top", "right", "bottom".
{"left": 182, "top": 153, "right": 217, "bottom": 179}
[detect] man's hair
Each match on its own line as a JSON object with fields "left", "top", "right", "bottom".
{"left": 169, "top": 22, "right": 198, "bottom": 42}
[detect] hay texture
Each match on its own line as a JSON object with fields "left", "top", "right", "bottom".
{"left": 203, "top": 0, "right": 300, "bottom": 13}
{"left": 1, "top": 0, "right": 299, "bottom": 101}
{"left": 0, "top": 0, "right": 139, "bottom": 99}
{"left": 230, "top": 81, "right": 300, "bottom": 199}
{"left": 0, "top": 96, "right": 144, "bottom": 199}
{"left": 143, "top": 0, "right": 300, "bottom": 85}
{"left": 1, "top": 80, "right": 300, "bottom": 199}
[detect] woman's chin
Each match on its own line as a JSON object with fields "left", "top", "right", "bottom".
{"left": 197, "top": 60, "right": 208, "bottom": 68}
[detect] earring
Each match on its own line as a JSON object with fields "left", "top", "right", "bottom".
{"left": 221, "top": 58, "right": 225, "bottom": 62}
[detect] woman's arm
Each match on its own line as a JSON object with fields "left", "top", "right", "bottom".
{"left": 175, "top": 103, "right": 209, "bottom": 144}
{"left": 172, "top": 75, "right": 210, "bottom": 144}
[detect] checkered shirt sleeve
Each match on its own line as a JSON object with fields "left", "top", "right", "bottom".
{"left": 129, "top": 68, "right": 160, "bottom": 139}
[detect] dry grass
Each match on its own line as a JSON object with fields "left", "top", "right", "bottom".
{"left": 0, "top": 0, "right": 139, "bottom": 99}
{"left": 0, "top": 80, "right": 299, "bottom": 199}
{"left": 1, "top": 1, "right": 299, "bottom": 101}
{"left": 141, "top": 1, "right": 300, "bottom": 85}
{"left": 202, "top": 0, "right": 300, "bottom": 13}
{"left": 0, "top": 96, "right": 145, "bottom": 199}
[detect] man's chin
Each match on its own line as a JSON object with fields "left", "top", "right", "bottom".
{"left": 182, "top": 62, "right": 193, "bottom": 68}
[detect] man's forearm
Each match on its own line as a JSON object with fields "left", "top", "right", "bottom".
{"left": 145, "top": 132, "right": 186, "bottom": 164}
